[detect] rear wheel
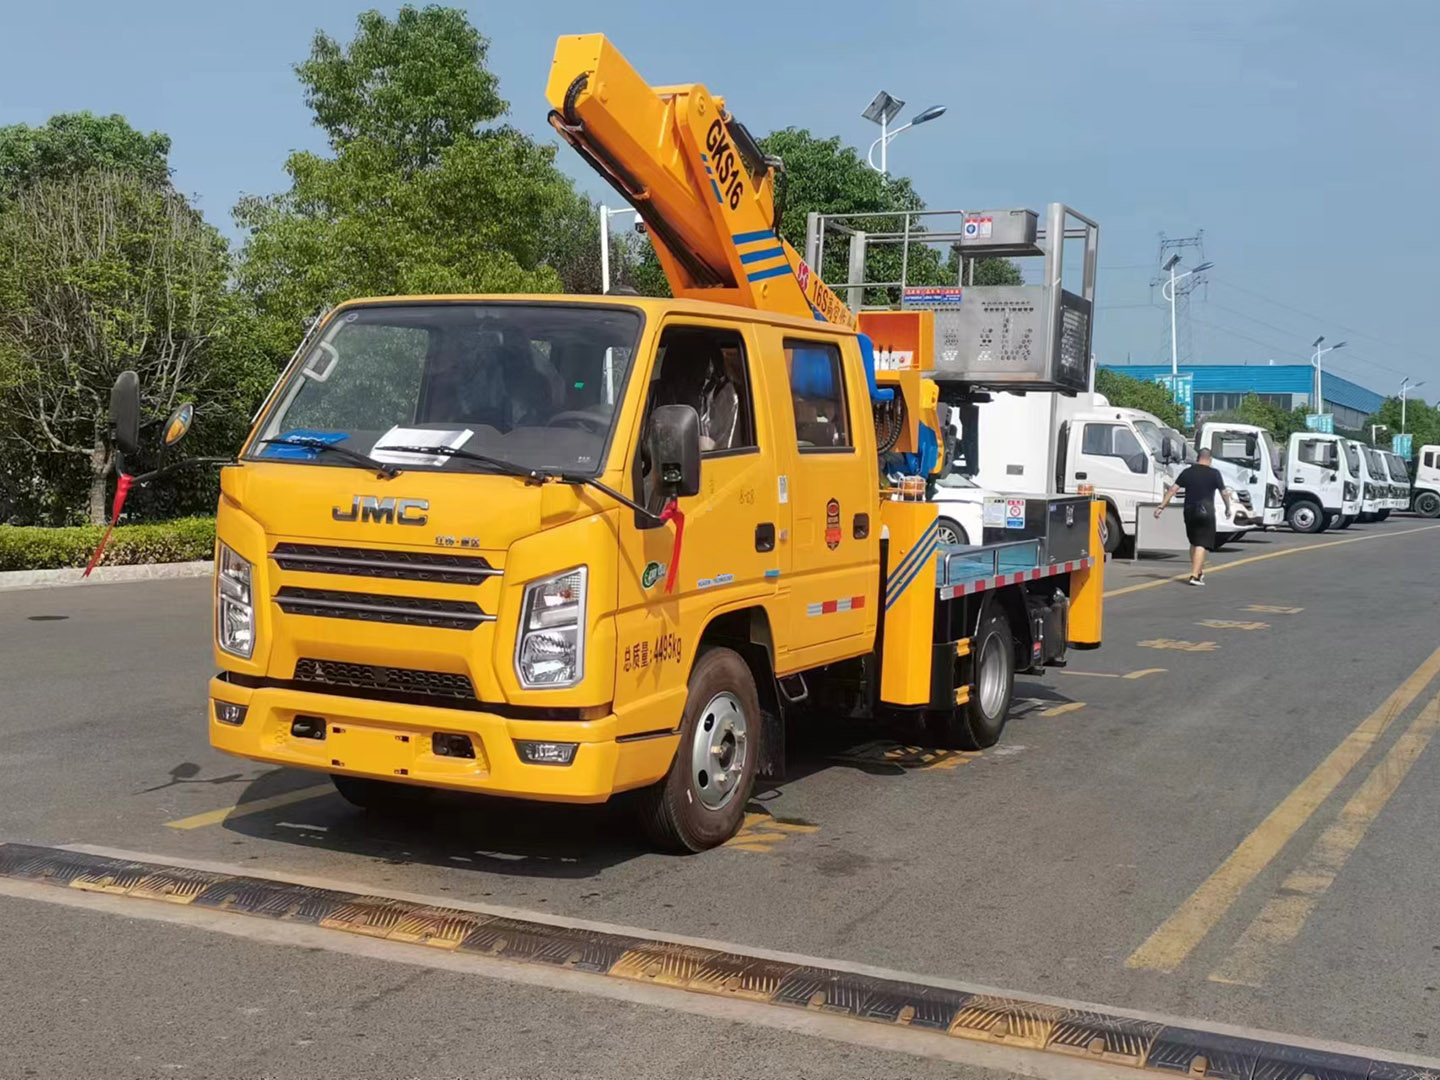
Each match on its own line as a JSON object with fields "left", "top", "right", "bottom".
{"left": 636, "top": 647, "right": 759, "bottom": 852}
{"left": 330, "top": 774, "right": 432, "bottom": 812}
{"left": 934, "top": 610, "right": 1015, "bottom": 751}
{"left": 1415, "top": 491, "right": 1440, "bottom": 518}
{"left": 1287, "top": 499, "right": 1323, "bottom": 534}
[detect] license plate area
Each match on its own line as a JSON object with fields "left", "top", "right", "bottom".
{"left": 271, "top": 711, "right": 490, "bottom": 781}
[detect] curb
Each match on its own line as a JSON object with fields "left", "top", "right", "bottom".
{"left": 0, "top": 560, "right": 211, "bottom": 592}
{"left": 4, "top": 843, "right": 1437, "bottom": 1080}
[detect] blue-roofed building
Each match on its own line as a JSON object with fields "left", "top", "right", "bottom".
{"left": 1099, "top": 364, "right": 1385, "bottom": 430}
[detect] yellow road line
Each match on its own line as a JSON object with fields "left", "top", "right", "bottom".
{"left": 1104, "top": 524, "right": 1440, "bottom": 598}
{"left": 1208, "top": 688, "right": 1440, "bottom": 987}
{"left": 1126, "top": 641, "right": 1440, "bottom": 973}
{"left": 1059, "top": 667, "right": 1166, "bottom": 680}
{"left": 1039, "top": 702, "right": 1086, "bottom": 717}
{"left": 165, "top": 784, "right": 334, "bottom": 831}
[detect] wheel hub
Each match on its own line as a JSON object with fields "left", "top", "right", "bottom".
{"left": 978, "top": 635, "right": 1006, "bottom": 716}
{"left": 690, "top": 691, "right": 748, "bottom": 810}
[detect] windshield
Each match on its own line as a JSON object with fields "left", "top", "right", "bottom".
{"left": 252, "top": 303, "right": 643, "bottom": 476}
{"left": 1342, "top": 442, "right": 1361, "bottom": 476}
{"left": 1133, "top": 419, "right": 1166, "bottom": 457}
{"left": 1387, "top": 453, "right": 1409, "bottom": 481}
{"left": 935, "top": 472, "right": 979, "bottom": 489}
{"left": 1365, "top": 448, "right": 1386, "bottom": 477}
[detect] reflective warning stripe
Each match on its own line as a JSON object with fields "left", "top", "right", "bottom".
{"left": 937, "top": 558, "right": 1091, "bottom": 602}
{"left": 806, "top": 595, "right": 867, "bottom": 617}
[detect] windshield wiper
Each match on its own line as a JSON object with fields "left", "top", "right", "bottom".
{"left": 257, "top": 436, "right": 401, "bottom": 479}
{"left": 384, "top": 444, "right": 666, "bottom": 522}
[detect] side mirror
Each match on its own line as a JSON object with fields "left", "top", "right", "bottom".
{"left": 651, "top": 404, "right": 701, "bottom": 498}
{"left": 163, "top": 403, "right": 194, "bottom": 447}
{"left": 110, "top": 371, "right": 141, "bottom": 458}
{"left": 1161, "top": 435, "right": 1179, "bottom": 464}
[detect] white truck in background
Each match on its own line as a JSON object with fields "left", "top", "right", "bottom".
{"left": 1348, "top": 440, "right": 1385, "bottom": 523}
{"left": 1380, "top": 450, "right": 1410, "bottom": 513}
{"left": 1194, "top": 421, "right": 1285, "bottom": 529}
{"left": 1413, "top": 445, "right": 1440, "bottom": 517}
{"left": 1284, "top": 431, "right": 1361, "bottom": 532}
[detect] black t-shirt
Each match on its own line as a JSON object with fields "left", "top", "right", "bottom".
{"left": 1175, "top": 463, "right": 1224, "bottom": 515}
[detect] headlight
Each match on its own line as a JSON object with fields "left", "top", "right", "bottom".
{"left": 1344, "top": 482, "right": 1357, "bottom": 500}
{"left": 1364, "top": 483, "right": 1375, "bottom": 499}
{"left": 515, "top": 567, "right": 587, "bottom": 688}
{"left": 216, "top": 543, "right": 254, "bottom": 658}
{"left": 1265, "top": 483, "right": 1282, "bottom": 507}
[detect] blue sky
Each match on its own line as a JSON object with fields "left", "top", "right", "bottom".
{"left": 2, "top": 0, "right": 1436, "bottom": 398}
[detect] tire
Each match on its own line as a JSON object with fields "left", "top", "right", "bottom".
{"left": 936, "top": 610, "right": 1015, "bottom": 751}
{"left": 1322, "top": 512, "right": 1337, "bottom": 532}
{"left": 1102, "top": 507, "right": 1123, "bottom": 555}
{"left": 1415, "top": 491, "right": 1440, "bottom": 518}
{"left": 936, "top": 517, "right": 969, "bottom": 546}
{"left": 330, "top": 773, "right": 432, "bottom": 812}
{"left": 1377, "top": 509, "right": 1391, "bottom": 521}
{"left": 636, "top": 647, "right": 760, "bottom": 852}
{"left": 1358, "top": 512, "right": 1375, "bottom": 524}
{"left": 1287, "top": 499, "right": 1324, "bottom": 534}
{"left": 1337, "top": 514, "right": 1354, "bottom": 529}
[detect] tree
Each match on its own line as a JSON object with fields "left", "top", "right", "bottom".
{"left": 1094, "top": 368, "right": 1185, "bottom": 429}
{"left": 1372, "top": 395, "right": 1440, "bottom": 456}
{"left": 235, "top": 6, "right": 593, "bottom": 356}
{"left": 0, "top": 172, "right": 245, "bottom": 523}
{"left": 1207, "top": 392, "right": 1313, "bottom": 443}
{"left": 0, "top": 113, "right": 170, "bottom": 200}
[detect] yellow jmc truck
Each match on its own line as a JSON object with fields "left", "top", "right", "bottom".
{"left": 110, "top": 35, "right": 1104, "bottom": 850}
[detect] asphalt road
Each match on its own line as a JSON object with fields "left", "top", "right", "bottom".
{"left": 3, "top": 517, "right": 1440, "bottom": 1078}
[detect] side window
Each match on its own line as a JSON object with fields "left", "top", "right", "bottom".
{"left": 1081, "top": 423, "right": 1145, "bottom": 474}
{"left": 785, "top": 339, "right": 852, "bottom": 451}
{"left": 1425, "top": 450, "right": 1435, "bottom": 469}
{"left": 645, "top": 326, "right": 756, "bottom": 455}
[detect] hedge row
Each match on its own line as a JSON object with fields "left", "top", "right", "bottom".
{"left": 0, "top": 517, "right": 216, "bottom": 572}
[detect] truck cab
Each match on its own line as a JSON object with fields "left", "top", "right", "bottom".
{"left": 1348, "top": 440, "right": 1384, "bottom": 522}
{"left": 1381, "top": 450, "right": 1410, "bottom": 513}
{"left": 1284, "top": 431, "right": 1358, "bottom": 532}
{"left": 1412, "top": 445, "right": 1440, "bottom": 517}
{"left": 1194, "top": 421, "right": 1285, "bottom": 528}
{"left": 1058, "top": 404, "right": 1240, "bottom": 553}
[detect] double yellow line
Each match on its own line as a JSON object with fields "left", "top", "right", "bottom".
{"left": 1127, "top": 643, "right": 1440, "bottom": 975}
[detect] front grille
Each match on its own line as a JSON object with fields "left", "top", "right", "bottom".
{"left": 293, "top": 658, "right": 475, "bottom": 700}
{"left": 272, "top": 543, "right": 498, "bottom": 585}
{"left": 274, "top": 586, "right": 493, "bottom": 630}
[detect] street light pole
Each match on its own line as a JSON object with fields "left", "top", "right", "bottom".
{"left": 1160, "top": 256, "right": 1213, "bottom": 382}
{"left": 863, "top": 94, "right": 946, "bottom": 176}
{"left": 1400, "top": 377, "right": 1426, "bottom": 433}
{"left": 599, "top": 205, "right": 638, "bottom": 295}
{"left": 1310, "top": 337, "right": 1347, "bottom": 419}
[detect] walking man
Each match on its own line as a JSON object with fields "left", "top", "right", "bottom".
{"left": 1154, "top": 448, "right": 1232, "bottom": 585}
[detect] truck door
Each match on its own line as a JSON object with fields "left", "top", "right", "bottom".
{"left": 1292, "top": 436, "right": 1339, "bottom": 506}
{"left": 772, "top": 332, "right": 878, "bottom": 661}
{"left": 616, "top": 320, "right": 781, "bottom": 680}
{"left": 1071, "top": 420, "right": 1151, "bottom": 524}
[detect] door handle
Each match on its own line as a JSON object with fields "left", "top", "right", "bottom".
{"left": 1075, "top": 471, "right": 1088, "bottom": 480}
{"left": 852, "top": 513, "right": 869, "bottom": 539}
{"left": 754, "top": 523, "right": 775, "bottom": 552}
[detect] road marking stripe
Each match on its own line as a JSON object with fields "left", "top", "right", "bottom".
{"left": 164, "top": 784, "right": 334, "bottom": 830}
{"left": 6, "top": 843, "right": 1439, "bottom": 1078}
{"left": 1058, "top": 668, "right": 1166, "bottom": 681}
{"left": 1039, "top": 702, "right": 1086, "bottom": 717}
{"left": 1123, "top": 668, "right": 1168, "bottom": 680}
{"left": 1209, "top": 688, "right": 1440, "bottom": 987}
{"left": 1104, "top": 524, "right": 1440, "bottom": 598}
{"left": 1126, "top": 642, "right": 1440, "bottom": 973}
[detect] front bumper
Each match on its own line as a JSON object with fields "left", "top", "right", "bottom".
{"left": 209, "top": 677, "right": 678, "bottom": 803}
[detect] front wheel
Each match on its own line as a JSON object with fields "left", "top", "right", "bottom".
{"left": 636, "top": 647, "right": 760, "bottom": 852}
{"left": 934, "top": 610, "right": 1015, "bottom": 751}
{"left": 936, "top": 517, "right": 970, "bottom": 546}
{"left": 1415, "top": 491, "right": 1440, "bottom": 518}
{"left": 1287, "top": 499, "right": 1324, "bottom": 534}
{"left": 1337, "top": 514, "right": 1354, "bottom": 529}
{"left": 1377, "top": 509, "right": 1391, "bottom": 521}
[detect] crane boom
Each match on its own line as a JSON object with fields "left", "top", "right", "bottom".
{"left": 546, "top": 34, "right": 854, "bottom": 327}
